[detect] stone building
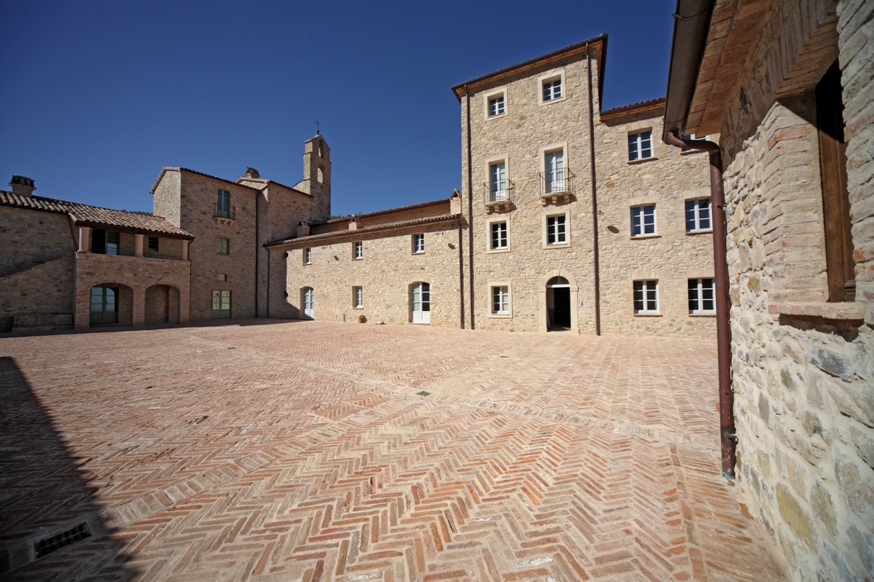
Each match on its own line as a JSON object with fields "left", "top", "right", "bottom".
{"left": 664, "top": 0, "right": 873, "bottom": 579}
{"left": 453, "top": 37, "right": 715, "bottom": 335}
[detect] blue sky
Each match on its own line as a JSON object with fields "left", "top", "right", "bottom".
{"left": 0, "top": 1, "right": 675, "bottom": 217}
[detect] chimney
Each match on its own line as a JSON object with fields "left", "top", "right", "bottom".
{"left": 9, "top": 175, "right": 35, "bottom": 196}
{"left": 296, "top": 221, "right": 310, "bottom": 237}
{"left": 245, "top": 167, "right": 260, "bottom": 179}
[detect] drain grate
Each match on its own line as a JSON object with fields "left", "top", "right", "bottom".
{"left": 33, "top": 522, "right": 92, "bottom": 558}
{"left": 416, "top": 391, "right": 431, "bottom": 397}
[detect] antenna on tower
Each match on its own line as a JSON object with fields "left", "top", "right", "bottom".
{"left": 315, "top": 121, "right": 321, "bottom": 135}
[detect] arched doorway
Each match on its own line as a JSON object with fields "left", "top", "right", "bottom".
{"left": 145, "top": 284, "right": 180, "bottom": 324}
{"left": 546, "top": 276, "right": 571, "bottom": 330}
{"left": 89, "top": 284, "right": 133, "bottom": 326}
{"left": 301, "top": 287, "right": 314, "bottom": 319}
{"left": 410, "top": 282, "right": 430, "bottom": 324}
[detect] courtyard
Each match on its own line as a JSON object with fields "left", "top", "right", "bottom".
{"left": 1, "top": 321, "right": 783, "bottom": 581}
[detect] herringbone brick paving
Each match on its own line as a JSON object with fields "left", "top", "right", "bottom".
{"left": 0, "top": 321, "right": 783, "bottom": 581}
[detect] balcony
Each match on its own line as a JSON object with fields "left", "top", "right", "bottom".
{"left": 539, "top": 169, "right": 575, "bottom": 206}
{"left": 483, "top": 179, "right": 515, "bottom": 213}
{"left": 214, "top": 204, "right": 236, "bottom": 225}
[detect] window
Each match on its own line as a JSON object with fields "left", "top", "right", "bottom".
{"left": 211, "top": 290, "right": 231, "bottom": 318}
{"left": 411, "top": 282, "right": 430, "bottom": 324}
{"left": 492, "top": 286, "right": 509, "bottom": 315}
{"left": 217, "top": 274, "right": 227, "bottom": 282}
{"left": 628, "top": 131, "right": 653, "bottom": 161}
{"left": 542, "top": 78, "right": 562, "bottom": 102}
{"left": 546, "top": 215, "right": 566, "bottom": 245}
{"left": 412, "top": 234, "right": 425, "bottom": 254}
{"left": 317, "top": 167, "right": 325, "bottom": 183}
{"left": 91, "top": 230, "right": 119, "bottom": 255}
{"left": 680, "top": 133, "right": 696, "bottom": 152}
{"left": 544, "top": 151, "right": 565, "bottom": 193}
{"left": 147, "top": 236, "right": 159, "bottom": 251}
{"left": 353, "top": 286, "right": 363, "bottom": 309}
{"left": 217, "top": 189, "right": 230, "bottom": 218}
{"left": 304, "top": 248, "right": 312, "bottom": 265}
{"left": 89, "top": 286, "right": 118, "bottom": 324}
{"left": 353, "top": 241, "right": 363, "bottom": 260}
{"left": 633, "top": 280, "right": 659, "bottom": 314}
{"left": 689, "top": 278, "right": 715, "bottom": 314}
{"left": 685, "top": 199, "right": 711, "bottom": 232}
{"left": 631, "top": 205, "right": 656, "bottom": 236}
{"left": 491, "top": 221, "right": 508, "bottom": 250}
{"left": 489, "top": 162, "right": 508, "bottom": 201}
{"left": 488, "top": 95, "right": 505, "bottom": 117}
{"left": 302, "top": 287, "right": 314, "bottom": 319}
{"left": 218, "top": 237, "right": 230, "bottom": 255}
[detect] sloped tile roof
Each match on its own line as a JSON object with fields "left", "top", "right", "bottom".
{"left": 0, "top": 191, "right": 194, "bottom": 238}
{"left": 265, "top": 213, "right": 462, "bottom": 247}
{"left": 317, "top": 198, "right": 454, "bottom": 226}
{"left": 599, "top": 96, "right": 666, "bottom": 121}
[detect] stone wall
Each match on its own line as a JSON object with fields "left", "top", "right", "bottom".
{"left": 596, "top": 112, "right": 716, "bottom": 337}
{"left": 0, "top": 206, "right": 76, "bottom": 277}
{"left": 713, "top": 0, "right": 874, "bottom": 579}
{"left": 0, "top": 254, "right": 75, "bottom": 331}
{"left": 282, "top": 221, "right": 462, "bottom": 327}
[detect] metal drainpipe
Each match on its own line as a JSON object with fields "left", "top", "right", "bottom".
{"left": 266, "top": 245, "right": 270, "bottom": 319}
{"left": 667, "top": 130, "right": 735, "bottom": 479}
{"left": 255, "top": 197, "right": 260, "bottom": 318}
{"left": 458, "top": 218, "right": 466, "bottom": 329}
{"left": 586, "top": 43, "right": 601, "bottom": 336}
{"left": 465, "top": 85, "right": 475, "bottom": 329}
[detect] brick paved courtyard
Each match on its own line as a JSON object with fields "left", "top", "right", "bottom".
{"left": 0, "top": 321, "right": 783, "bottom": 581}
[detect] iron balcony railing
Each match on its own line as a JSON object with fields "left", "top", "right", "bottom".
{"left": 539, "top": 169, "right": 575, "bottom": 196}
{"left": 483, "top": 179, "right": 515, "bottom": 205}
{"left": 214, "top": 204, "right": 235, "bottom": 220}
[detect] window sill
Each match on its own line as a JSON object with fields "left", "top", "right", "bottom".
{"left": 539, "top": 96, "right": 566, "bottom": 107}
{"left": 689, "top": 312, "right": 716, "bottom": 317}
{"left": 489, "top": 313, "right": 512, "bottom": 319}
{"left": 769, "top": 302, "right": 866, "bottom": 322}
{"left": 627, "top": 157, "right": 658, "bottom": 165}
{"left": 352, "top": 258, "right": 363, "bottom": 261}
{"left": 486, "top": 113, "right": 507, "bottom": 120}
{"left": 543, "top": 243, "right": 570, "bottom": 249}
{"left": 630, "top": 234, "right": 661, "bottom": 240}
{"left": 354, "top": 307, "right": 364, "bottom": 310}
{"left": 411, "top": 251, "right": 425, "bottom": 255}
{"left": 686, "top": 230, "right": 713, "bottom": 236}
{"left": 487, "top": 248, "right": 510, "bottom": 254}
{"left": 634, "top": 312, "right": 662, "bottom": 317}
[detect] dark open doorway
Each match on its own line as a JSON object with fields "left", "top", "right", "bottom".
{"left": 547, "top": 276, "right": 571, "bottom": 330}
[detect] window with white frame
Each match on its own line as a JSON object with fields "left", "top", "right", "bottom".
{"left": 685, "top": 199, "right": 711, "bottom": 232}
{"left": 633, "top": 280, "right": 659, "bottom": 314}
{"left": 489, "top": 162, "right": 508, "bottom": 201}
{"left": 492, "top": 286, "right": 509, "bottom": 315}
{"left": 628, "top": 131, "right": 653, "bottom": 161}
{"left": 412, "top": 233, "right": 425, "bottom": 254}
{"left": 546, "top": 215, "right": 567, "bottom": 245}
{"left": 490, "top": 221, "right": 508, "bottom": 250}
{"left": 353, "top": 286, "right": 363, "bottom": 309}
{"left": 631, "top": 205, "right": 656, "bottom": 236}
{"left": 488, "top": 95, "right": 505, "bottom": 117}
{"left": 353, "top": 241, "right": 363, "bottom": 260}
{"left": 304, "top": 247, "right": 312, "bottom": 264}
{"left": 544, "top": 150, "right": 565, "bottom": 193}
{"left": 542, "top": 78, "right": 562, "bottom": 102}
{"left": 688, "top": 278, "right": 715, "bottom": 314}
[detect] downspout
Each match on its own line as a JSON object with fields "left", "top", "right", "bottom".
{"left": 586, "top": 43, "right": 602, "bottom": 336}
{"left": 266, "top": 245, "right": 270, "bottom": 319}
{"left": 458, "top": 218, "right": 466, "bottom": 328}
{"left": 667, "top": 131, "right": 735, "bottom": 479}
{"left": 465, "top": 85, "right": 475, "bottom": 329}
{"left": 255, "top": 194, "right": 260, "bottom": 318}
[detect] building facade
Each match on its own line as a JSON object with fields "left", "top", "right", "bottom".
{"left": 664, "top": 0, "right": 874, "bottom": 579}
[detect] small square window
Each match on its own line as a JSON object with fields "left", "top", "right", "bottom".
{"left": 633, "top": 280, "right": 659, "bottom": 314}
{"left": 353, "top": 286, "right": 363, "bottom": 309}
{"left": 304, "top": 248, "right": 312, "bottom": 265}
{"left": 546, "top": 215, "right": 567, "bottom": 245}
{"left": 492, "top": 286, "right": 509, "bottom": 315}
{"left": 689, "top": 278, "right": 715, "bottom": 314}
{"left": 631, "top": 205, "right": 656, "bottom": 236}
{"left": 147, "top": 236, "right": 159, "bottom": 251}
{"left": 353, "top": 241, "right": 363, "bottom": 260}
{"left": 488, "top": 95, "right": 505, "bottom": 117}
{"left": 412, "top": 234, "right": 425, "bottom": 254}
{"left": 218, "top": 237, "right": 230, "bottom": 255}
{"left": 685, "top": 199, "right": 711, "bottom": 232}
{"left": 543, "top": 78, "right": 562, "bottom": 102}
{"left": 490, "top": 222, "right": 508, "bottom": 250}
{"left": 628, "top": 131, "right": 653, "bottom": 161}
{"left": 217, "top": 274, "right": 227, "bottom": 282}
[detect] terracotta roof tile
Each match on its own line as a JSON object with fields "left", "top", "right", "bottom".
{"left": 600, "top": 96, "right": 666, "bottom": 120}
{"left": 317, "top": 197, "right": 454, "bottom": 226}
{"left": 266, "top": 213, "right": 462, "bottom": 247}
{"left": 0, "top": 191, "right": 194, "bottom": 238}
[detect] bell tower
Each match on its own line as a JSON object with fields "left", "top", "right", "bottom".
{"left": 301, "top": 133, "right": 331, "bottom": 222}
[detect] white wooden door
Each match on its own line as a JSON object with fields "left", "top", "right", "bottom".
{"left": 545, "top": 151, "right": 564, "bottom": 192}
{"left": 303, "top": 287, "right": 314, "bottom": 319}
{"left": 411, "top": 282, "right": 430, "bottom": 324}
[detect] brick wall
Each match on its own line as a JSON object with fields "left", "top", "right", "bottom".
{"left": 0, "top": 206, "right": 76, "bottom": 277}
{"left": 0, "top": 254, "right": 75, "bottom": 330}
{"left": 712, "top": 0, "right": 874, "bottom": 578}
